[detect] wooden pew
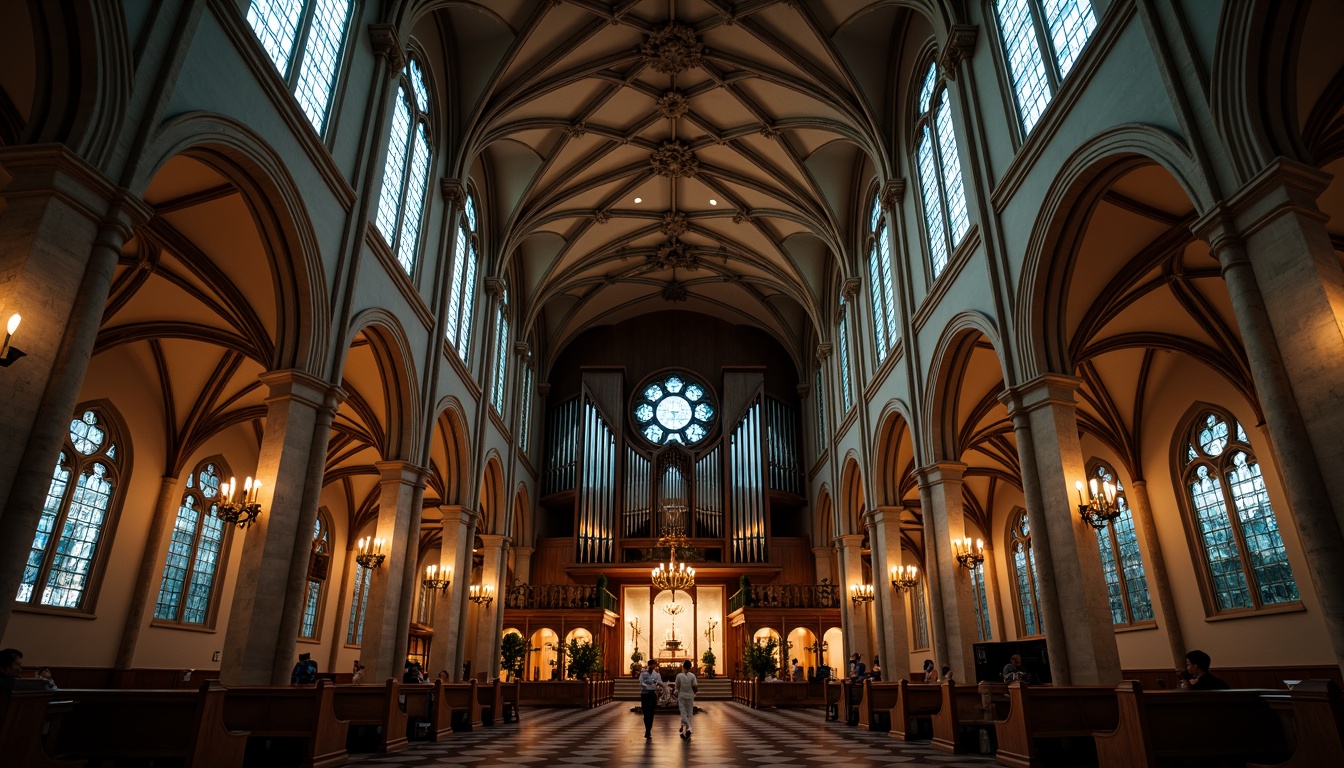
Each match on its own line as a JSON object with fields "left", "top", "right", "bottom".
{"left": 1093, "top": 681, "right": 1290, "bottom": 768}
{"left": 1251, "top": 680, "right": 1344, "bottom": 768}
{"left": 439, "top": 679, "right": 482, "bottom": 730}
{"left": 516, "top": 680, "right": 591, "bottom": 708}
{"left": 994, "top": 683, "right": 1118, "bottom": 767}
{"left": 891, "top": 680, "right": 942, "bottom": 741}
{"left": 222, "top": 679, "right": 348, "bottom": 768}
{"left": 500, "top": 680, "right": 520, "bottom": 721}
{"left": 53, "top": 682, "right": 248, "bottom": 767}
{"left": 0, "top": 689, "right": 84, "bottom": 768}
{"left": 477, "top": 678, "right": 503, "bottom": 725}
{"left": 859, "top": 680, "right": 902, "bottom": 731}
{"left": 825, "top": 680, "right": 842, "bottom": 721}
{"left": 843, "top": 679, "right": 864, "bottom": 725}
{"left": 401, "top": 680, "right": 453, "bottom": 741}
{"left": 931, "top": 681, "right": 1008, "bottom": 754}
{"left": 755, "top": 680, "right": 828, "bottom": 708}
{"left": 332, "top": 679, "right": 408, "bottom": 752}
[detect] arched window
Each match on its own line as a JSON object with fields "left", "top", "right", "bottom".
{"left": 19, "top": 407, "right": 127, "bottom": 611}
{"left": 299, "top": 513, "right": 331, "bottom": 639}
{"left": 970, "top": 561, "right": 992, "bottom": 641}
{"left": 446, "top": 192, "right": 481, "bottom": 362}
{"left": 910, "top": 578, "right": 931, "bottom": 651}
{"left": 867, "top": 194, "right": 898, "bottom": 361}
{"left": 913, "top": 61, "right": 970, "bottom": 279}
{"left": 245, "top": 0, "right": 354, "bottom": 134}
{"left": 347, "top": 558, "right": 373, "bottom": 645}
{"left": 1179, "top": 408, "right": 1298, "bottom": 612}
{"left": 1009, "top": 511, "right": 1043, "bottom": 636}
{"left": 1087, "top": 460, "right": 1154, "bottom": 625}
{"left": 490, "top": 289, "right": 510, "bottom": 413}
{"left": 837, "top": 302, "right": 853, "bottom": 412}
{"left": 375, "top": 55, "right": 433, "bottom": 276}
{"left": 154, "top": 459, "right": 232, "bottom": 626}
{"left": 813, "top": 368, "right": 826, "bottom": 455}
{"left": 519, "top": 362, "right": 535, "bottom": 452}
{"left": 992, "top": 0, "right": 1099, "bottom": 135}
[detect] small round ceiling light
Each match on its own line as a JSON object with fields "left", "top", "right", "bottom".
{"left": 709, "top": 199, "right": 718, "bottom": 205}
{"left": 634, "top": 197, "right": 643, "bottom": 203}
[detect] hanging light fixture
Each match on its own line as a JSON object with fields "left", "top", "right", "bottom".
{"left": 355, "top": 537, "right": 385, "bottom": 570}
{"left": 953, "top": 537, "right": 985, "bottom": 569}
{"left": 215, "top": 476, "right": 263, "bottom": 528}
{"left": 1075, "top": 479, "right": 1122, "bottom": 530}
{"left": 652, "top": 505, "right": 695, "bottom": 592}
{"left": 890, "top": 564, "right": 920, "bottom": 592}
{"left": 423, "top": 564, "right": 451, "bottom": 593}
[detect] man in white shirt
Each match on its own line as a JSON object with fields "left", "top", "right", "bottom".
{"left": 674, "top": 660, "right": 698, "bottom": 738}
{"left": 638, "top": 659, "right": 661, "bottom": 739}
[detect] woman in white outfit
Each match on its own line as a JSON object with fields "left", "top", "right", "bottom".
{"left": 675, "top": 660, "right": 698, "bottom": 738}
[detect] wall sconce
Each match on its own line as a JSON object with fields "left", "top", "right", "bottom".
{"left": 215, "top": 476, "right": 263, "bottom": 528}
{"left": 469, "top": 583, "right": 494, "bottom": 606}
{"left": 849, "top": 583, "right": 874, "bottom": 605}
{"left": 423, "top": 564, "right": 452, "bottom": 593}
{"left": 890, "top": 564, "right": 920, "bottom": 592}
{"left": 356, "top": 537, "right": 386, "bottom": 570}
{"left": 954, "top": 537, "right": 985, "bottom": 569}
{"left": 1076, "top": 479, "right": 1122, "bottom": 530}
{"left": 0, "top": 313, "right": 25, "bottom": 367}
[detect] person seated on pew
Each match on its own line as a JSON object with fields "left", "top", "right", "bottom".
{"left": 848, "top": 653, "right": 865, "bottom": 680}
{"left": 939, "top": 665, "right": 955, "bottom": 684}
{"left": 403, "top": 660, "right": 427, "bottom": 684}
{"left": 35, "top": 667, "right": 58, "bottom": 690}
{"left": 790, "top": 658, "right": 804, "bottom": 682}
{"left": 763, "top": 672, "right": 782, "bottom": 682}
{"left": 0, "top": 647, "right": 23, "bottom": 691}
{"left": 817, "top": 662, "right": 831, "bottom": 682}
{"left": 351, "top": 659, "right": 366, "bottom": 684}
{"left": 1182, "top": 649, "right": 1230, "bottom": 690}
{"left": 437, "top": 670, "right": 451, "bottom": 682}
{"left": 1001, "top": 654, "right": 1036, "bottom": 683}
{"left": 291, "top": 652, "right": 318, "bottom": 684}
{"left": 923, "top": 659, "right": 937, "bottom": 683}
{"left": 870, "top": 657, "right": 882, "bottom": 682}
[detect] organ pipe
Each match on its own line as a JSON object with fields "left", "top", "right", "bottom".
{"left": 729, "top": 399, "right": 766, "bottom": 563}
{"left": 695, "top": 447, "right": 722, "bottom": 538}
{"left": 624, "top": 448, "right": 651, "bottom": 538}
{"left": 577, "top": 397, "right": 616, "bottom": 563}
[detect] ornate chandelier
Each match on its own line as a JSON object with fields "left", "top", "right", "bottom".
{"left": 1075, "top": 479, "right": 1122, "bottom": 530}
{"left": 651, "top": 506, "right": 695, "bottom": 592}
{"left": 215, "top": 476, "right": 262, "bottom": 529}
{"left": 890, "top": 564, "right": 920, "bottom": 592}
{"left": 954, "top": 537, "right": 985, "bottom": 570}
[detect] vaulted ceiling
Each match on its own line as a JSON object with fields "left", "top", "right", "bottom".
{"left": 434, "top": 0, "right": 920, "bottom": 372}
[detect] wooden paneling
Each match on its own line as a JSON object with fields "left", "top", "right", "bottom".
{"left": 1121, "top": 665, "right": 1343, "bottom": 690}
{"left": 530, "top": 538, "right": 573, "bottom": 585}
{"left": 767, "top": 538, "right": 816, "bottom": 584}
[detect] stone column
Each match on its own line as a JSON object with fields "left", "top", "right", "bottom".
{"left": 220, "top": 370, "right": 333, "bottom": 685}
{"left": 512, "top": 545, "right": 534, "bottom": 585}
{"left": 428, "top": 505, "right": 476, "bottom": 681}
{"left": 917, "top": 462, "right": 977, "bottom": 680}
{"left": 1003, "top": 375, "right": 1120, "bottom": 685}
{"left": 1195, "top": 188, "right": 1344, "bottom": 671}
{"left": 358, "top": 461, "right": 431, "bottom": 682}
{"left": 917, "top": 485, "right": 950, "bottom": 675}
{"left": 392, "top": 483, "right": 428, "bottom": 670}
{"left": 836, "top": 533, "right": 872, "bottom": 665}
{"left": 1126, "top": 480, "right": 1186, "bottom": 667}
{"left": 868, "top": 507, "right": 911, "bottom": 681}
{"left": 470, "top": 534, "right": 509, "bottom": 679}
{"left": 114, "top": 476, "right": 181, "bottom": 671}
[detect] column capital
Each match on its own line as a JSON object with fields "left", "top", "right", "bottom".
{"left": 867, "top": 506, "right": 904, "bottom": 527}
{"left": 375, "top": 460, "right": 431, "bottom": 487}
{"left": 440, "top": 178, "right": 466, "bottom": 205}
{"left": 478, "top": 533, "right": 511, "bottom": 550}
{"left": 484, "top": 277, "right": 508, "bottom": 300}
{"left": 997, "top": 373, "right": 1082, "bottom": 417}
{"left": 368, "top": 24, "right": 405, "bottom": 74}
{"left": 795, "top": 382, "right": 810, "bottom": 399}
{"left": 916, "top": 461, "right": 967, "bottom": 487}
{"left": 880, "top": 179, "right": 906, "bottom": 210}
{"left": 816, "top": 342, "right": 833, "bottom": 361}
{"left": 835, "top": 533, "right": 866, "bottom": 550}
{"left": 939, "top": 25, "right": 978, "bottom": 80}
{"left": 841, "top": 277, "right": 862, "bottom": 302}
{"left": 259, "top": 369, "right": 340, "bottom": 410}
{"left": 437, "top": 504, "right": 477, "bottom": 528}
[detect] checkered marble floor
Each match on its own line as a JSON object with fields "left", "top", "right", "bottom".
{"left": 347, "top": 703, "right": 999, "bottom": 767}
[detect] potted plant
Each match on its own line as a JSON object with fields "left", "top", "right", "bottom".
{"left": 743, "top": 636, "right": 779, "bottom": 681}
{"left": 701, "top": 648, "right": 716, "bottom": 678}
{"left": 499, "top": 632, "right": 528, "bottom": 682}
{"left": 566, "top": 638, "right": 603, "bottom": 680}
{"left": 629, "top": 647, "right": 644, "bottom": 677}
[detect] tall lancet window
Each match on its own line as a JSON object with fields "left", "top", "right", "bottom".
{"left": 914, "top": 61, "right": 970, "bottom": 279}
{"left": 446, "top": 192, "right": 481, "bottom": 363}
{"left": 1088, "top": 461, "right": 1153, "bottom": 625}
{"left": 837, "top": 302, "right": 853, "bottom": 413}
{"left": 154, "top": 459, "right": 231, "bottom": 626}
{"left": 299, "top": 513, "right": 331, "bottom": 639}
{"left": 246, "top": 0, "right": 354, "bottom": 134}
{"left": 375, "top": 56, "right": 433, "bottom": 276}
{"left": 1009, "top": 511, "right": 1043, "bottom": 636}
{"left": 490, "top": 289, "right": 510, "bottom": 413}
{"left": 992, "top": 0, "right": 1098, "bottom": 135}
{"left": 1180, "top": 408, "right": 1298, "bottom": 613}
{"left": 867, "top": 194, "right": 898, "bottom": 361}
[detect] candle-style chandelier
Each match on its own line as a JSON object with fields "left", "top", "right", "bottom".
{"left": 954, "top": 537, "right": 985, "bottom": 569}
{"left": 469, "top": 584, "right": 495, "bottom": 606}
{"left": 890, "top": 564, "right": 920, "bottom": 592}
{"left": 651, "top": 506, "right": 695, "bottom": 592}
{"left": 849, "top": 583, "right": 875, "bottom": 605}
{"left": 355, "top": 537, "right": 385, "bottom": 570}
{"left": 215, "top": 476, "right": 263, "bottom": 528}
{"left": 1075, "top": 479, "right": 1122, "bottom": 530}
{"left": 423, "top": 564, "right": 451, "bottom": 593}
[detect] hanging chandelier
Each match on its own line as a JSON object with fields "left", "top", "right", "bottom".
{"left": 1075, "top": 479, "right": 1122, "bottom": 530}
{"left": 652, "top": 506, "right": 695, "bottom": 592}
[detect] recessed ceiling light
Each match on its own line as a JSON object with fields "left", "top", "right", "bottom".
{"left": 709, "top": 199, "right": 718, "bottom": 205}
{"left": 634, "top": 197, "right": 642, "bottom": 203}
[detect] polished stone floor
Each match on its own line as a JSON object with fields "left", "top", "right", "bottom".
{"left": 348, "top": 703, "right": 999, "bottom": 767}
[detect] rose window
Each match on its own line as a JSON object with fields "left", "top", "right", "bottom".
{"left": 632, "top": 373, "right": 715, "bottom": 445}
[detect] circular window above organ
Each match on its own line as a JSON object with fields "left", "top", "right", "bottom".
{"left": 631, "top": 372, "right": 717, "bottom": 447}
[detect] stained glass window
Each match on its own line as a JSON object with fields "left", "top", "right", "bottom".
{"left": 867, "top": 195, "right": 899, "bottom": 362}
{"left": 1088, "top": 461, "right": 1154, "bottom": 625}
{"left": 376, "top": 58, "right": 434, "bottom": 276}
{"left": 814, "top": 368, "right": 826, "bottom": 457}
{"left": 299, "top": 514, "right": 330, "bottom": 639}
{"left": 490, "top": 302, "right": 510, "bottom": 413}
{"left": 154, "top": 460, "right": 230, "bottom": 625}
{"left": 1181, "top": 409, "right": 1298, "bottom": 612}
{"left": 911, "top": 580, "right": 930, "bottom": 650}
{"left": 446, "top": 192, "right": 481, "bottom": 362}
{"left": 970, "top": 562, "right": 992, "bottom": 641}
{"left": 18, "top": 408, "right": 125, "bottom": 610}
{"left": 347, "top": 562, "right": 373, "bottom": 645}
{"left": 838, "top": 306, "right": 853, "bottom": 412}
{"left": 993, "top": 0, "right": 1098, "bottom": 135}
{"left": 913, "top": 62, "right": 970, "bottom": 280}
{"left": 520, "top": 363, "right": 535, "bottom": 452}
{"left": 1010, "top": 511, "right": 1043, "bottom": 636}
{"left": 632, "top": 372, "right": 717, "bottom": 446}
{"left": 246, "top": 0, "right": 353, "bottom": 134}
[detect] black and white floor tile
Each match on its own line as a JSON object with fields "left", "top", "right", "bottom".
{"left": 348, "top": 704, "right": 999, "bottom": 767}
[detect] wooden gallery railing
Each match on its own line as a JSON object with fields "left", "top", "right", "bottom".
{"left": 729, "top": 583, "right": 841, "bottom": 612}
{"left": 504, "top": 584, "right": 618, "bottom": 612}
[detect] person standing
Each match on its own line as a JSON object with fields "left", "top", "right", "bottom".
{"left": 675, "top": 660, "right": 698, "bottom": 738}
{"left": 638, "top": 659, "right": 660, "bottom": 739}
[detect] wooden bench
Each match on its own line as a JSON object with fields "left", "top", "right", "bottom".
{"left": 753, "top": 680, "right": 825, "bottom": 708}
{"left": 52, "top": 682, "right": 248, "bottom": 767}
{"left": 1251, "top": 680, "right": 1344, "bottom": 768}
{"left": 994, "top": 683, "right": 1118, "bottom": 767}
{"left": 517, "top": 680, "right": 592, "bottom": 708}
{"left": 0, "top": 689, "right": 83, "bottom": 768}
{"left": 501, "top": 680, "right": 520, "bottom": 721}
{"left": 401, "top": 680, "right": 453, "bottom": 741}
{"left": 859, "top": 680, "right": 902, "bottom": 731}
{"left": 222, "top": 679, "right": 348, "bottom": 768}
{"left": 891, "top": 680, "right": 942, "bottom": 741}
{"left": 332, "top": 679, "right": 408, "bottom": 752}
{"left": 843, "top": 679, "right": 864, "bottom": 725}
{"left": 931, "top": 681, "right": 1008, "bottom": 754}
{"left": 1094, "top": 681, "right": 1290, "bottom": 768}
{"left": 825, "top": 680, "right": 842, "bottom": 721}
{"left": 477, "top": 678, "right": 503, "bottom": 725}
{"left": 439, "top": 680, "right": 482, "bottom": 730}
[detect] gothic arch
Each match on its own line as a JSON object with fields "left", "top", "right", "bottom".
{"left": 840, "top": 453, "right": 867, "bottom": 537}
{"left": 872, "top": 400, "right": 918, "bottom": 508}
{"left": 344, "top": 309, "right": 422, "bottom": 462}
{"left": 815, "top": 485, "right": 835, "bottom": 544}
{"left": 429, "top": 396, "right": 471, "bottom": 507}
{"left": 478, "top": 452, "right": 505, "bottom": 535}
{"left": 923, "top": 310, "right": 1005, "bottom": 462}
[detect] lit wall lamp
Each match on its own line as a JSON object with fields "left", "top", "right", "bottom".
{"left": 215, "top": 476, "right": 263, "bottom": 528}
{"left": 890, "top": 565, "right": 920, "bottom": 592}
{"left": 1075, "top": 479, "right": 1122, "bottom": 530}
{"left": 355, "top": 537, "right": 386, "bottom": 570}
{"left": 0, "top": 313, "right": 25, "bottom": 367}
{"left": 953, "top": 537, "right": 985, "bottom": 569}
{"left": 849, "top": 583, "right": 875, "bottom": 605}
{"left": 469, "top": 583, "right": 495, "bottom": 606}
{"left": 423, "top": 564, "right": 452, "bottom": 593}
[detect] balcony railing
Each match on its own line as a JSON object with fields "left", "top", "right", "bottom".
{"left": 505, "top": 583, "right": 618, "bottom": 612}
{"left": 729, "top": 583, "right": 841, "bottom": 612}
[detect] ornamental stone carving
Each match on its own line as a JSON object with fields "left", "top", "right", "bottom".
{"left": 440, "top": 179, "right": 466, "bottom": 206}
{"left": 759, "top": 125, "right": 781, "bottom": 140}
{"left": 647, "top": 240, "right": 699, "bottom": 270}
{"left": 565, "top": 122, "right": 588, "bottom": 138}
{"left": 880, "top": 179, "right": 906, "bottom": 210}
{"left": 661, "top": 281, "right": 689, "bottom": 302}
{"left": 939, "top": 25, "right": 978, "bottom": 81}
{"left": 732, "top": 209, "right": 751, "bottom": 224}
{"left": 650, "top": 141, "right": 699, "bottom": 178}
{"left": 660, "top": 212, "right": 689, "bottom": 237}
{"left": 368, "top": 25, "right": 405, "bottom": 74}
{"left": 593, "top": 209, "right": 611, "bottom": 224}
{"left": 656, "top": 90, "right": 690, "bottom": 119}
{"left": 641, "top": 23, "right": 704, "bottom": 75}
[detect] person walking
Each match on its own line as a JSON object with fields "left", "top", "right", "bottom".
{"left": 675, "top": 660, "right": 698, "bottom": 738}
{"left": 638, "top": 659, "right": 660, "bottom": 739}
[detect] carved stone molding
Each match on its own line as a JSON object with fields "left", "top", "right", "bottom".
{"left": 513, "top": 341, "right": 531, "bottom": 359}
{"left": 538, "top": 382, "right": 552, "bottom": 399}
{"left": 659, "top": 211, "right": 689, "bottom": 237}
{"left": 593, "top": 209, "right": 611, "bottom": 224}
{"left": 640, "top": 23, "right": 704, "bottom": 75}
{"left": 368, "top": 25, "right": 404, "bottom": 74}
{"left": 647, "top": 240, "right": 699, "bottom": 270}
{"left": 816, "top": 343, "right": 833, "bottom": 361}
{"left": 939, "top": 25, "right": 978, "bottom": 80}
{"left": 733, "top": 209, "right": 752, "bottom": 224}
{"left": 440, "top": 179, "right": 466, "bottom": 206}
{"left": 880, "top": 179, "right": 906, "bottom": 210}
{"left": 841, "top": 276, "right": 861, "bottom": 300}
{"left": 796, "top": 382, "right": 811, "bottom": 399}
{"left": 661, "top": 281, "right": 689, "bottom": 302}
{"left": 484, "top": 277, "right": 507, "bottom": 300}
{"left": 656, "top": 90, "right": 690, "bottom": 119}
{"left": 759, "top": 125, "right": 781, "bottom": 140}
{"left": 564, "top": 122, "right": 587, "bottom": 138}
{"left": 650, "top": 141, "right": 699, "bottom": 178}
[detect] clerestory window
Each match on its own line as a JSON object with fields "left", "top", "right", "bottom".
{"left": 375, "top": 55, "right": 433, "bottom": 276}
{"left": 1087, "top": 460, "right": 1154, "bottom": 625}
{"left": 867, "top": 194, "right": 899, "bottom": 361}
{"left": 992, "top": 0, "right": 1099, "bottom": 135}
{"left": 245, "top": 0, "right": 354, "bottom": 135}
{"left": 913, "top": 61, "right": 970, "bottom": 279}
{"left": 445, "top": 192, "right": 481, "bottom": 362}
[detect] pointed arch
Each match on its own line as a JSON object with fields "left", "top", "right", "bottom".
{"left": 923, "top": 310, "right": 1005, "bottom": 462}
{"left": 510, "top": 484, "right": 531, "bottom": 545}
{"left": 429, "top": 396, "right": 471, "bottom": 507}
{"left": 478, "top": 452, "right": 506, "bottom": 535}
{"left": 840, "top": 453, "right": 867, "bottom": 537}
{"left": 814, "top": 485, "right": 835, "bottom": 545}
{"left": 873, "top": 399, "right": 918, "bottom": 507}
{"left": 344, "top": 309, "right": 422, "bottom": 462}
